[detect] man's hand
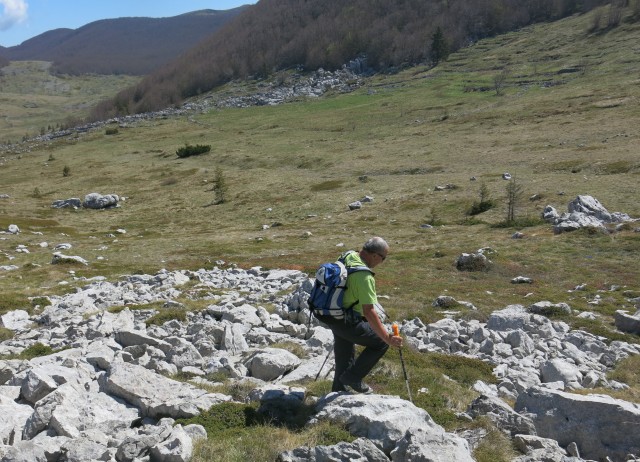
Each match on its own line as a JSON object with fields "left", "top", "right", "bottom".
{"left": 388, "top": 334, "right": 403, "bottom": 348}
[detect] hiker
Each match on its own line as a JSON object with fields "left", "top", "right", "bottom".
{"left": 314, "top": 236, "right": 403, "bottom": 393}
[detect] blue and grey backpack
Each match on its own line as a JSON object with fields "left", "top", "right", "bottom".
{"left": 308, "top": 251, "right": 372, "bottom": 320}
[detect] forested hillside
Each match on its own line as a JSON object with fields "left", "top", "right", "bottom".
{"left": 0, "top": 8, "right": 246, "bottom": 75}
{"left": 91, "top": 0, "right": 616, "bottom": 118}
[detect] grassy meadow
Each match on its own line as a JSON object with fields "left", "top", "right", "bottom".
{"left": 0, "top": 61, "right": 139, "bottom": 143}
{"left": 1, "top": 6, "right": 640, "bottom": 461}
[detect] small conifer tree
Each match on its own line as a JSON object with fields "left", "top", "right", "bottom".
{"left": 213, "top": 167, "right": 228, "bottom": 204}
{"left": 430, "top": 27, "right": 449, "bottom": 65}
{"left": 506, "top": 178, "right": 523, "bottom": 224}
{"left": 468, "top": 182, "right": 495, "bottom": 215}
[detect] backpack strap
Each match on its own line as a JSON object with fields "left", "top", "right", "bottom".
{"left": 338, "top": 251, "right": 374, "bottom": 313}
{"left": 338, "top": 250, "right": 375, "bottom": 276}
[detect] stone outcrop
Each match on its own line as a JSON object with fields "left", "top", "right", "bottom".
{"left": 615, "top": 309, "right": 640, "bottom": 335}
{"left": 83, "top": 193, "right": 120, "bottom": 209}
{"left": 515, "top": 387, "right": 640, "bottom": 461}
{"left": 543, "top": 195, "right": 638, "bottom": 234}
{"left": 311, "top": 393, "right": 473, "bottom": 459}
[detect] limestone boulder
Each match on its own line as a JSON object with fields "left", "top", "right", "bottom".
{"left": 614, "top": 309, "right": 640, "bottom": 335}
{"left": 83, "top": 193, "right": 119, "bottom": 209}
{"left": 390, "top": 426, "right": 474, "bottom": 462}
{"left": 467, "top": 394, "right": 536, "bottom": 436}
{"left": 23, "top": 382, "right": 138, "bottom": 440}
{"left": 149, "top": 425, "right": 193, "bottom": 462}
{"left": 100, "top": 362, "right": 231, "bottom": 419}
{"left": 540, "top": 358, "right": 583, "bottom": 389}
{"left": 244, "top": 348, "right": 301, "bottom": 381}
{"left": 0, "top": 395, "right": 32, "bottom": 445}
{"left": 221, "top": 304, "right": 263, "bottom": 327}
{"left": 0, "top": 310, "right": 31, "bottom": 331}
{"left": 515, "top": 386, "right": 640, "bottom": 461}
{"left": 312, "top": 394, "right": 444, "bottom": 453}
{"left": 278, "top": 437, "right": 389, "bottom": 462}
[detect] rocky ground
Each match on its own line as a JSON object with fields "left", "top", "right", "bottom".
{"left": 0, "top": 252, "right": 639, "bottom": 461}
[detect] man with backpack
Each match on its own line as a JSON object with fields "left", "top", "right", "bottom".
{"left": 311, "top": 236, "right": 403, "bottom": 393}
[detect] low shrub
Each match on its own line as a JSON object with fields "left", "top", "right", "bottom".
{"left": 176, "top": 143, "right": 211, "bottom": 158}
{"left": 177, "top": 402, "right": 263, "bottom": 436}
{"left": 30, "top": 296, "right": 51, "bottom": 308}
{"left": 468, "top": 199, "right": 496, "bottom": 216}
{"left": 19, "top": 342, "right": 54, "bottom": 359}
{"left": 105, "top": 127, "right": 119, "bottom": 135}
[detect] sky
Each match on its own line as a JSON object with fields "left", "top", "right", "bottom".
{"left": 0, "top": 0, "right": 257, "bottom": 47}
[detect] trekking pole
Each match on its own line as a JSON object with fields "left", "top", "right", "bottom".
{"left": 315, "top": 349, "right": 333, "bottom": 381}
{"left": 392, "top": 323, "right": 413, "bottom": 403}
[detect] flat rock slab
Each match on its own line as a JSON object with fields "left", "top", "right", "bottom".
{"left": 100, "top": 362, "right": 231, "bottom": 419}
{"left": 515, "top": 386, "right": 640, "bottom": 461}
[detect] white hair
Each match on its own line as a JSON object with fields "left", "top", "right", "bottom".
{"left": 363, "top": 236, "right": 388, "bottom": 254}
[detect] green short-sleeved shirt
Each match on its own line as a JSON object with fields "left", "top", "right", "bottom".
{"left": 341, "top": 251, "right": 376, "bottom": 316}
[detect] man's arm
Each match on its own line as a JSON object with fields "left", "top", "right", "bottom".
{"left": 363, "top": 304, "right": 403, "bottom": 347}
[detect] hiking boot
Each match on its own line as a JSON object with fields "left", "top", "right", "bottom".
{"left": 339, "top": 374, "right": 372, "bottom": 394}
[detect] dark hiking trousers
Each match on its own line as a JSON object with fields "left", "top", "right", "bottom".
{"left": 316, "top": 315, "right": 389, "bottom": 392}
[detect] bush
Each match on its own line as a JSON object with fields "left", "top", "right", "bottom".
{"left": 176, "top": 143, "right": 211, "bottom": 158}
{"left": 105, "top": 127, "right": 119, "bottom": 135}
{"left": 30, "top": 297, "right": 51, "bottom": 309}
{"left": 468, "top": 200, "right": 495, "bottom": 216}
{"left": 19, "top": 342, "right": 54, "bottom": 359}
{"left": 177, "top": 402, "right": 263, "bottom": 436}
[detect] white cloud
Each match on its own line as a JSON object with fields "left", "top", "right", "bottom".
{"left": 0, "top": 0, "right": 28, "bottom": 32}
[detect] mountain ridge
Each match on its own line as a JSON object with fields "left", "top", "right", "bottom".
{"left": 0, "top": 7, "right": 248, "bottom": 75}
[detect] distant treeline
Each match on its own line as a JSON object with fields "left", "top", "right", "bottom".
{"left": 91, "top": 0, "right": 610, "bottom": 120}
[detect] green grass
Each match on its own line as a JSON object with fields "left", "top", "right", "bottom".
{"left": 0, "top": 292, "right": 31, "bottom": 315}
{"left": 0, "top": 327, "right": 14, "bottom": 342}
{"left": 179, "top": 401, "right": 355, "bottom": 462}
{"left": 1, "top": 5, "right": 640, "bottom": 460}
{"left": 365, "top": 349, "right": 497, "bottom": 430}
{"left": 473, "top": 422, "right": 519, "bottom": 462}
{"left": 0, "top": 61, "right": 139, "bottom": 143}
{"left": 145, "top": 308, "right": 188, "bottom": 326}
